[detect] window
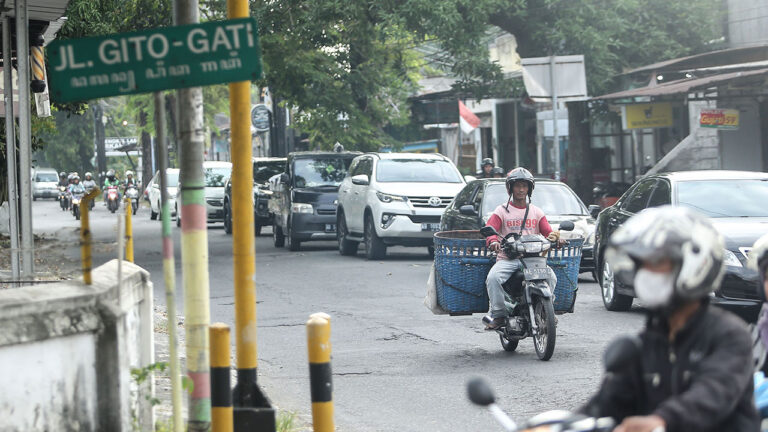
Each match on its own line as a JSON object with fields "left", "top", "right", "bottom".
{"left": 253, "top": 161, "right": 285, "bottom": 183}
{"left": 375, "top": 159, "right": 462, "bottom": 183}
{"left": 35, "top": 173, "right": 58, "bottom": 182}
{"left": 357, "top": 158, "right": 373, "bottom": 177}
{"left": 677, "top": 179, "right": 768, "bottom": 217}
{"left": 204, "top": 167, "right": 231, "bottom": 187}
{"left": 348, "top": 159, "right": 361, "bottom": 176}
{"left": 452, "top": 182, "right": 478, "bottom": 209}
{"left": 647, "top": 180, "right": 671, "bottom": 208}
{"left": 293, "top": 157, "right": 351, "bottom": 188}
{"left": 622, "top": 180, "right": 656, "bottom": 213}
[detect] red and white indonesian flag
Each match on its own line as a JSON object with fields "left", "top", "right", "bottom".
{"left": 458, "top": 100, "right": 480, "bottom": 134}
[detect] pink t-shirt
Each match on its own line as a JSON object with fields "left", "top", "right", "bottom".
{"left": 485, "top": 203, "right": 552, "bottom": 260}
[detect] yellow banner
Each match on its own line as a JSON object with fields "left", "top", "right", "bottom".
{"left": 700, "top": 108, "right": 739, "bottom": 130}
{"left": 623, "top": 103, "right": 673, "bottom": 129}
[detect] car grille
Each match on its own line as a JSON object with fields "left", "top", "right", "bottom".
{"left": 206, "top": 199, "right": 223, "bottom": 207}
{"left": 316, "top": 208, "right": 336, "bottom": 216}
{"left": 408, "top": 196, "right": 453, "bottom": 209}
{"left": 408, "top": 215, "right": 442, "bottom": 224}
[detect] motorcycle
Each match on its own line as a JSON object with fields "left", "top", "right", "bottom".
{"left": 479, "top": 220, "right": 575, "bottom": 361}
{"left": 106, "top": 185, "right": 120, "bottom": 213}
{"left": 84, "top": 184, "right": 96, "bottom": 210}
{"left": 467, "top": 336, "right": 638, "bottom": 431}
{"left": 71, "top": 190, "right": 84, "bottom": 220}
{"left": 58, "top": 186, "right": 70, "bottom": 211}
{"left": 125, "top": 184, "right": 139, "bottom": 215}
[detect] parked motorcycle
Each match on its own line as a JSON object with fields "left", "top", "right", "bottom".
{"left": 106, "top": 185, "right": 120, "bottom": 213}
{"left": 479, "top": 220, "right": 575, "bottom": 361}
{"left": 58, "top": 186, "right": 70, "bottom": 211}
{"left": 467, "top": 336, "right": 638, "bottom": 431}
{"left": 71, "top": 191, "right": 84, "bottom": 220}
{"left": 125, "top": 185, "right": 139, "bottom": 215}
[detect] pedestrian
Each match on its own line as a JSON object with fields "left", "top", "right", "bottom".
{"left": 581, "top": 206, "right": 759, "bottom": 432}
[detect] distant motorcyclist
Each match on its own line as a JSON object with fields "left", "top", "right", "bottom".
{"left": 82, "top": 172, "right": 97, "bottom": 191}
{"left": 103, "top": 169, "right": 120, "bottom": 203}
{"left": 483, "top": 167, "right": 563, "bottom": 330}
{"left": 475, "top": 158, "right": 495, "bottom": 179}
{"left": 68, "top": 175, "right": 85, "bottom": 195}
{"left": 123, "top": 170, "right": 137, "bottom": 190}
{"left": 492, "top": 167, "right": 505, "bottom": 178}
{"left": 58, "top": 171, "right": 68, "bottom": 187}
{"left": 582, "top": 206, "right": 758, "bottom": 432}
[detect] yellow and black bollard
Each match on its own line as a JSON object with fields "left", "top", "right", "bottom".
{"left": 307, "top": 314, "right": 334, "bottom": 432}
{"left": 211, "top": 323, "right": 234, "bottom": 432}
{"left": 124, "top": 197, "right": 134, "bottom": 263}
{"left": 80, "top": 188, "right": 100, "bottom": 284}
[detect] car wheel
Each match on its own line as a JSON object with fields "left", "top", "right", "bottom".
{"left": 273, "top": 222, "right": 285, "bottom": 247}
{"left": 337, "top": 212, "right": 358, "bottom": 256}
{"left": 364, "top": 214, "right": 386, "bottom": 260}
{"left": 286, "top": 219, "right": 301, "bottom": 251}
{"left": 600, "top": 258, "right": 633, "bottom": 311}
{"left": 223, "top": 202, "right": 232, "bottom": 235}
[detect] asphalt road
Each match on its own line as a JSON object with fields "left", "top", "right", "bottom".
{"left": 32, "top": 198, "right": 646, "bottom": 431}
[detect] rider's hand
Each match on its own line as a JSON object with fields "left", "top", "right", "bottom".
{"left": 489, "top": 241, "right": 501, "bottom": 253}
{"left": 614, "top": 415, "right": 666, "bottom": 432}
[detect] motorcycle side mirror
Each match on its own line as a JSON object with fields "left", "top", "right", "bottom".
{"left": 559, "top": 220, "right": 575, "bottom": 232}
{"left": 588, "top": 205, "right": 601, "bottom": 219}
{"left": 459, "top": 205, "right": 478, "bottom": 216}
{"left": 603, "top": 336, "right": 642, "bottom": 373}
{"left": 480, "top": 226, "right": 498, "bottom": 238}
{"left": 467, "top": 377, "right": 495, "bottom": 406}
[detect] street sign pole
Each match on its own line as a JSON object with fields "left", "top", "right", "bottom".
{"left": 15, "top": 0, "right": 34, "bottom": 277}
{"left": 3, "top": 16, "right": 20, "bottom": 282}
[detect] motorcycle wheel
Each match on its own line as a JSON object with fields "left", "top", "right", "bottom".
{"left": 74, "top": 206, "right": 80, "bottom": 221}
{"left": 499, "top": 334, "right": 518, "bottom": 352}
{"left": 132, "top": 203, "right": 138, "bottom": 215}
{"left": 532, "top": 296, "right": 556, "bottom": 361}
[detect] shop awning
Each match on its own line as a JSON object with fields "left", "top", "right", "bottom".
{"left": 594, "top": 67, "right": 768, "bottom": 100}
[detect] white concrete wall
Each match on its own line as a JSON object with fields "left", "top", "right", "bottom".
{"left": 728, "top": 0, "right": 768, "bottom": 48}
{"left": 720, "top": 98, "right": 763, "bottom": 171}
{"left": 0, "top": 260, "right": 154, "bottom": 432}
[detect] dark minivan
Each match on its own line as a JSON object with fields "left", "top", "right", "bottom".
{"left": 223, "top": 157, "right": 286, "bottom": 236}
{"left": 270, "top": 151, "right": 360, "bottom": 251}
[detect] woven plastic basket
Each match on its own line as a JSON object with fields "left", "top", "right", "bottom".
{"left": 546, "top": 237, "right": 584, "bottom": 313}
{"left": 433, "top": 231, "right": 493, "bottom": 315}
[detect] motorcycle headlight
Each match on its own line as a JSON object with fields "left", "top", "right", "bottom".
{"left": 723, "top": 249, "right": 742, "bottom": 267}
{"left": 523, "top": 242, "right": 543, "bottom": 254}
{"left": 291, "top": 203, "right": 313, "bottom": 214}
{"left": 376, "top": 192, "right": 407, "bottom": 203}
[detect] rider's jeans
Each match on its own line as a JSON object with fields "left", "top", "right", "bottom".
{"left": 486, "top": 259, "right": 557, "bottom": 319}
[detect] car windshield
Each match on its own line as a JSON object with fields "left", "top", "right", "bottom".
{"left": 35, "top": 173, "right": 58, "bottom": 182}
{"left": 677, "top": 179, "right": 768, "bottom": 217}
{"left": 205, "top": 167, "right": 231, "bottom": 187}
{"left": 375, "top": 159, "right": 462, "bottom": 183}
{"left": 166, "top": 171, "right": 179, "bottom": 188}
{"left": 254, "top": 161, "right": 285, "bottom": 184}
{"left": 293, "top": 158, "right": 351, "bottom": 188}
{"left": 482, "top": 183, "right": 587, "bottom": 216}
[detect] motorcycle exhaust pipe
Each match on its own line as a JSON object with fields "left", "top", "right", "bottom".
{"left": 482, "top": 315, "right": 494, "bottom": 325}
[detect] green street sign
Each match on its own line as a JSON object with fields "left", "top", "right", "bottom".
{"left": 47, "top": 18, "right": 262, "bottom": 103}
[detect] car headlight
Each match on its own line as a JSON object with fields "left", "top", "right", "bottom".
{"left": 376, "top": 192, "right": 407, "bottom": 203}
{"left": 723, "top": 249, "right": 742, "bottom": 267}
{"left": 291, "top": 203, "right": 313, "bottom": 214}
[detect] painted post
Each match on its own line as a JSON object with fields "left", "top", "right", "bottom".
{"left": 80, "top": 188, "right": 100, "bottom": 285}
{"left": 124, "top": 197, "right": 134, "bottom": 263}
{"left": 210, "top": 323, "right": 234, "bottom": 432}
{"left": 176, "top": 0, "right": 212, "bottom": 428}
{"left": 307, "top": 315, "right": 334, "bottom": 432}
{"left": 3, "top": 16, "right": 20, "bottom": 282}
{"left": 154, "top": 91, "right": 184, "bottom": 432}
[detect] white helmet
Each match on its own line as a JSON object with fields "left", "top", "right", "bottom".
{"left": 606, "top": 206, "right": 725, "bottom": 307}
{"left": 125, "top": 170, "right": 134, "bottom": 177}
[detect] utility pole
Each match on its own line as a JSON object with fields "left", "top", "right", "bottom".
{"left": 175, "top": 0, "right": 211, "bottom": 430}
{"left": 15, "top": 0, "right": 34, "bottom": 277}
{"left": 3, "top": 16, "right": 20, "bottom": 281}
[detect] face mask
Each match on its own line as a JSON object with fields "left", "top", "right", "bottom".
{"left": 634, "top": 268, "right": 675, "bottom": 308}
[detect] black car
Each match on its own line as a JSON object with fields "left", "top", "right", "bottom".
{"left": 441, "top": 178, "right": 596, "bottom": 275}
{"left": 270, "top": 151, "right": 360, "bottom": 251}
{"left": 223, "top": 157, "right": 286, "bottom": 236}
{"left": 594, "top": 170, "right": 768, "bottom": 322}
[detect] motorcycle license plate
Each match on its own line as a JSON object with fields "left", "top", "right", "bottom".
{"left": 421, "top": 223, "right": 440, "bottom": 232}
{"left": 523, "top": 267, "right": 549, "bottom": 279}
{"left": 325, "top": 224, "right": 336, "bottom": 232}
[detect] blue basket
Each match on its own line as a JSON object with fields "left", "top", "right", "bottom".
{"left": 433, "top": 231, "right": 493, "bottom": 315}
{"left": 546, "top": 238, "right": 584, "bottom": 313}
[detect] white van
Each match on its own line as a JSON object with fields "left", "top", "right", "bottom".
{"left": 32, "top": 167, "right": 60, "bottom": 200}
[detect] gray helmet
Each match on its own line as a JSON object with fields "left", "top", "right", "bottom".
{"left": 606, "top": 206, "right": 725, "bottom": 307}
{"left": 481, "top": 158, "right": 494, "bottom": 168}
{"left": 506, "top": 167, "right": 535, "bottom": 196}
{"left": 492, "top": 167, "right": 505, "bottom": 176}
{"left": 107, "top": 169, "right": 115, "bottom": 180}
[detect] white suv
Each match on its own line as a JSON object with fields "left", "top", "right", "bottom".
{"left": 336, "top": 153, "right": 465, "bottom": 259}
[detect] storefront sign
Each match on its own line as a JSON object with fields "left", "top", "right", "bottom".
{"left": 622, "top": 103, "right": 673, "bottom": 129}
{"left": 700, "top": 108, "right": 739, "bottom": 130}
